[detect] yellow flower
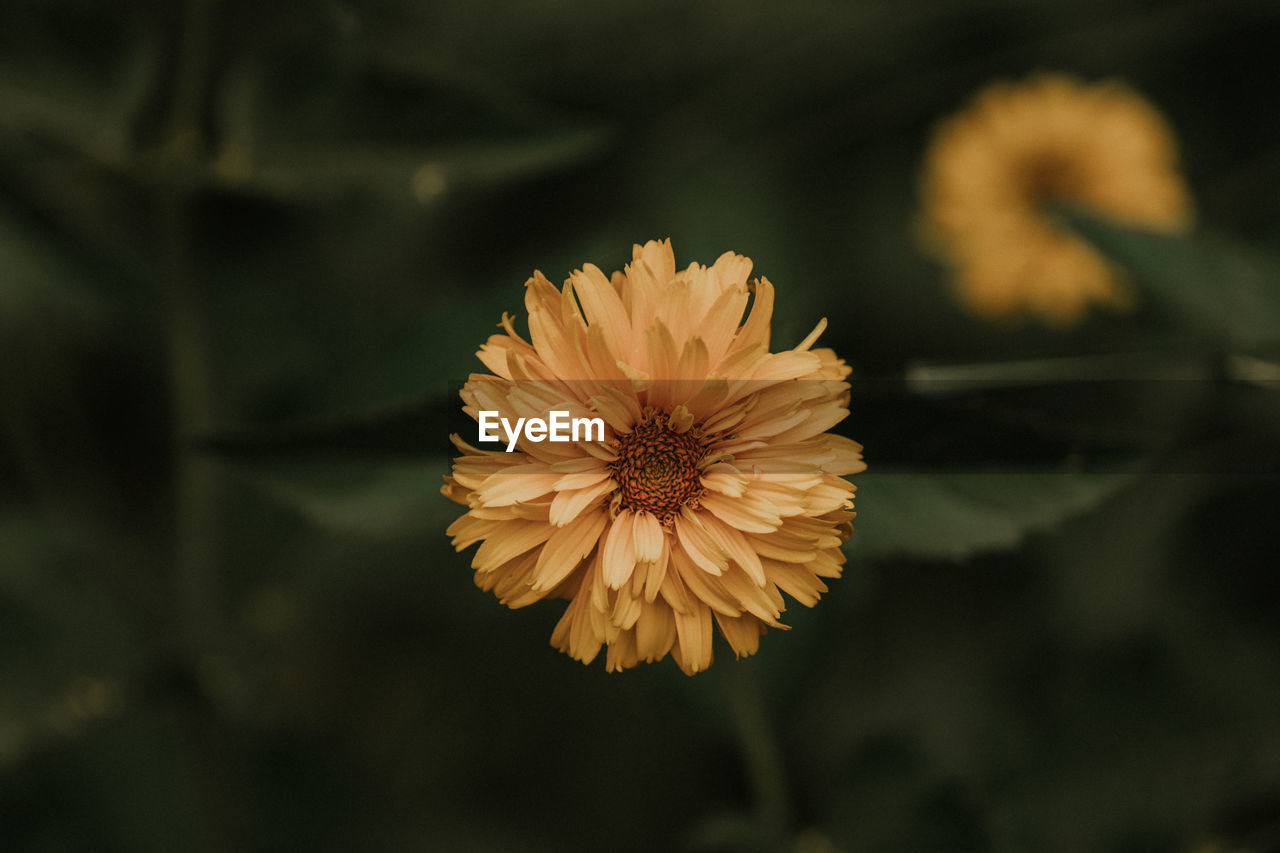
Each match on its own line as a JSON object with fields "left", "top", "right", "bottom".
{"left": 442, "top": 240, "right": 864, "bottom": 674}
{"left": 919, "top": 73, "right": 1193, "bottom": 322}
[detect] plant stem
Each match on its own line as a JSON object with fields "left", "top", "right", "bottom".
{"left": 723, "top": 661, "right": 792, "bottom": 839}
{"left": 162, "top": 0, "right": 220, "bottom": 657}
{"left": 158, "top": 5, "right": 251, "bottom": 852}
{"left": 903, "top": 351, "right": 1214, "bottom": 395}
{"left": 164, "top": 194, "right": 219, "bottom": 653}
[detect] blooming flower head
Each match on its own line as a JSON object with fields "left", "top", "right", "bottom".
{"left": 919, "top": 73, "right": 1193, "bottom": 322}
{"left": 442, "top": 240, "right": 864, "bottom": 674}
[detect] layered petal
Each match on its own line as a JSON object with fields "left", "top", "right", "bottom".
{"left": 445, "top": 240, "right": 863, "bottom": 674}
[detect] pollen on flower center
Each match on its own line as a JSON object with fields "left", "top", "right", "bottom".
{"left": 609, "top": 410, "right": 706, "bottom": 523}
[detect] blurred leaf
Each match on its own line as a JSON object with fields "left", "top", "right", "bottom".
{"left": 0, "top": 4, "right": 157, "bottom": 164}
{"left": 0, "top": 203, "right": 105, "bottom": 333}
{"left": 222, "top": 458, "right": 453, "bottom": 539}
{"left": 848, "top": 470, "right": 1137, "bottom": 560}
{"left": 208, "top": 127, "right": 615, "bottom": 203}
{"left": 898, "top": 351, "right": 1213, "bottom": 453}
{"left": 319, "top": 288, "right": 527, "bottom": 413}
{"left": 198, "top": 394, "right": 452, "bottom": 458}
{"left": 201, "top": 195, "right": 536, "bottom": 421}
{"left": 682, "top": 811, "right": 781, "bottom": 853}
{"left": 1061, "top": 209, "right": 1280, "bottom": 347}
{"left": 0, "top": 705, "right": 230, "bottom": 853}
{"left": 212, "top": 38, "right": 615, "bottom": 202}
{"left": 0, "top": 202, "right": 116, "bottom": 515}
{"left": 0, "top": 512, "right": 144, "bottom": 770}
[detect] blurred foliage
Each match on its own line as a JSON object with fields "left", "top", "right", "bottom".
{"left": 1063, "top": 209, "right": 1280, "bottom": 348}
{"left": 3, "top": 0, "right": 1280, "bottom": 851}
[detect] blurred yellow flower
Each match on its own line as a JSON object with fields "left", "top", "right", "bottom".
{"left": 442, "top": 240, "right": 864, "bottom": 674}
{"left": 919, "top": 73, "right": 1193, "bottom": 322}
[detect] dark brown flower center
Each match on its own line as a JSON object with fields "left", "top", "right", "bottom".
{"left": 610, "top": 410, "right": 705, "bottom": 523}
{"left": 1023, "top": 154, "right": 1082, "bottom": 202}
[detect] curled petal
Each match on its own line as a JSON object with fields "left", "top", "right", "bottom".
{"left": 447, "top": 240, "right": 862, "bottom": 673}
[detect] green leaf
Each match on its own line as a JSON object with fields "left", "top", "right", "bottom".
{"left": 681, "top": 811, "right": 782, "bottom": 853}
{"left": 1060, "top": 209, "right": 1280, "bottom": 347}
{"left": 197, "top": 395, "right": 453, "bottom": 459}
{"left": 212, "top": 45, "right": 615, "bottom": 202}
{"left": 207, "top": 127, "right": 615, "bottom": 203}
{"left": 222, "top": 458, "right": 454, "bottom": 539}
{"left": 848, "top": 470, "right": 1137, "bottom": 560}
{"left": 0, "top": 202, "right": 117, "bottom": 514}
{"left": 0, "top": 204, "right": 106, "bottom": 334}
{"left": 319, "top": 288, "right": 525, "bottom": 412}
{"left": 0, "top": 512, "right": 143, "bottom": 769}
{"left": 0, "top": 5, "right": 157, "bottom": 164}
{"left": 0, "top": 705, "right": 227, "bottom": 853}
{"left": 898, "top": 351, "right": 1213, "bottom": 452}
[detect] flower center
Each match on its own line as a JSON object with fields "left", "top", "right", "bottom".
{"left": 1023, "top": 154, "right": 1082, "bottom": 202}
{"left": 610, "top": 410, "right": 705, "bottom": 523}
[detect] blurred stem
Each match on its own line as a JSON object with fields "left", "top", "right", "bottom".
{"left": 903, "top": 351, "right": 1214, "bottom": 395}
{"left": 722, "top": 661, "right": 791, "bottom": 840}
{"left": 161, "top": 0, "right": 220, "bottom": 659}
{"left": 158, "top": 5, "right": 248, "bottom": 853}
{"left": 163, "top": 195, "right": 219, "bottom": 653}
{"left": 904, "top": 351, "right": 1280, "bottom": 395}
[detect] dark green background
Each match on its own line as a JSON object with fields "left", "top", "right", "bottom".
{"left": 3, "top": 1, "right": 1280, "bottom": 850}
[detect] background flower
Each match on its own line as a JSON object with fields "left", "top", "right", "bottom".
{"left": 443, "top": 240, "right": 864, "bottom": 673}
{"left": 919, "top": 74, "right": 1194, "bottom": 322}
